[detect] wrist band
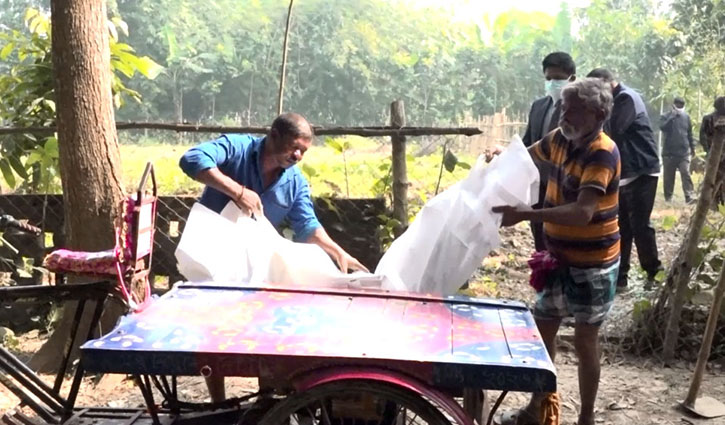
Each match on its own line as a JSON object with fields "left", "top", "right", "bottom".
{"left": 238, "top": 185, "right": 245, "bottom": 203}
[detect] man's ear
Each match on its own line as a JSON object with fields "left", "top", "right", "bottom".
{"left": 569, "top": 75, "right": 576, "bottom": 82}
{"left": 269, "top": 128, "right": 280, "bottom": 143}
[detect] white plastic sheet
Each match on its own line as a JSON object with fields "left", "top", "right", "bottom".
{"left": 175, "top": 202, "right": 383, "bottom": 288}
{"left": 174, "top": 136, "right": 538, "bottom": 294}
{"left": 374, "top": 135, "right": 539, "bottom": 293}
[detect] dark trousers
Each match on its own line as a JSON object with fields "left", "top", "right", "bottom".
{"left": 663, "top": 155, "right": 694, "bottom": 201}
{"left": 618, "top": 175, "right": 662, "bottom": 282}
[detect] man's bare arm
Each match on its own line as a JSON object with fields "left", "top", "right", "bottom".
{"left": 493, "top": 187, "right": 600, "bottom": 227}
{"left": 305, "top": 227, "right": 369, "bottom": 273}
{"left": 194, "top": 168, "right": 262, "bottom": 214}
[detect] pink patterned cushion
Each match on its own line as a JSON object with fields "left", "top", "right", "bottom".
{"left": 43, "top": 249, "right": 118, "bottom": 275}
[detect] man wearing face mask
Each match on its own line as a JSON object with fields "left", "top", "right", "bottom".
{"left": 523, "top": 52, "right": 576, "bottom": 251}
{"left": 522, "top": 52, "right": 576, "bottom": 252}
{"left": 660, "top": 97, "right": 696, "bottom": 203}
{"left": 587, "top": 68, "right": 662, "bottom": 291}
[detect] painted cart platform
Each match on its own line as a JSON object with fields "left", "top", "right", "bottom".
{"left": 81, "top": 282, "right": 555, "bottom": 394}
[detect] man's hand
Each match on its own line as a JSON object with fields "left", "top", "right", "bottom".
{"left": 305, "top": 227, "right": 370, "bottom": 273}
{"left": 235, "top": 185, "right": 263, "bottom": 216}
{"left": 492, "top": 204, "right": 532, "bottom": 227}
{"left": 333, "top": 249, "right": 369, "bottom": 273}
{"left": 484, "top": 145, "right": 504, "bottom": 163}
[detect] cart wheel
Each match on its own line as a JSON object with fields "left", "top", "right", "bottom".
{"left": 259, "top": 380, "right": 454, "bottom": 425}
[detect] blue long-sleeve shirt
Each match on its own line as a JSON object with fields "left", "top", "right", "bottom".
{"left": 179, "top": 134, "right": 321, "bottom": 241}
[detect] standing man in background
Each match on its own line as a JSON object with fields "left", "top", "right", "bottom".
{"left": 660, "top": 97, "right": 696, "bottom": 203}
{"left": 587, "top": 68, "right": 663, "bottom": 291}
{"left": 522, "top": 52, "right": 577, "bottom": 251}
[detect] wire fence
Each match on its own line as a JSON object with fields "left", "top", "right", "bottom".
{"left": 0, "top": 110, "right": 528, "bottom": 330}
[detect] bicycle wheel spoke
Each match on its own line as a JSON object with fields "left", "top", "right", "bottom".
{"left": 260, "top": 381, "right": 453, "bottom": 425}
{"left": 318, "top": 398, "right": 332, "bottom": 425}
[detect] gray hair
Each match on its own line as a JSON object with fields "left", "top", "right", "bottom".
{"left": 561, "top": 78, "right": 614, "bottom": 119}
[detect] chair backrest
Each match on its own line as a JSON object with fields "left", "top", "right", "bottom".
{"left": 130, "top": 162, "right": 157, "bottom": 269}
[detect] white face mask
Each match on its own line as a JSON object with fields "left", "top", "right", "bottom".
{"left": 545, "top": 79, "right": 569, "bottom": 102}
{"left": 675, "top": 106, "right": 685, "bottom": 112}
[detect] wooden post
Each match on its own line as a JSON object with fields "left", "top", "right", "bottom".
{"left": 663, "top": 115, "right": 725, "bottom": 361}
{"left": 391, "top": 100, "right": 408, "bottom": 237}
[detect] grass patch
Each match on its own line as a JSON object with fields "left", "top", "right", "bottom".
{"left": 119, "top": 137, "right": 475, "bottom": 202}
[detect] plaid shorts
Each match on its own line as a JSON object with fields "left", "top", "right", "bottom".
{"left": 534, "top": 260, "right": 619, "bottom": 326}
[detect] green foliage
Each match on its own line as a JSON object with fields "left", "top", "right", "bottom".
{"left": 633, "top": 298, "right": 653, "bottom": 321}
{"left": 2, "top": 0, "right": 720, "bottom": 136}
{"left": 0, "top": 8, "right": 162, "bottom": 192}
{"left": 574, "top": 0, "right": 680, "bottom": 105}
{"left": 113, "top": 0, "right": 571, "bottom": 125}
{"left": 667, "top": 0, "right": 724, "bottom": 115}
{"left": 0, "top": 327, "right": 19, "bottom": 350}
{"left": 661, "top": 214, "right": 677, "bottom": 231}
{"left": 0, "top": 9, "right": 57, "bottom": 192}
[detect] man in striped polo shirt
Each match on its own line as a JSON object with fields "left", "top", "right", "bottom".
{"left": 494, "top": 78, "right": 620, "bottom": 425}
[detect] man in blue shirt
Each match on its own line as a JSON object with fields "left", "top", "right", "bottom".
{"left": 180, "top": 112, "right": 367, "bottom": 274}
{"left": 180, "top": 112, "right": 368, "bottom": 402}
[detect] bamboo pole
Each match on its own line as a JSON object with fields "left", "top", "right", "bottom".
{"left": 683, "top": 256, "right": 725, "bottom": 406}
{"left": 0, "top": 123, "right": 482, "bottom": 137}
{"left": 277, "top": 0, "right": 295, "bottom": 115}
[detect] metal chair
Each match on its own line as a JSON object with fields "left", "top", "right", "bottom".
{"left": 43, "top": 162, "right": 157, "bottom": 311}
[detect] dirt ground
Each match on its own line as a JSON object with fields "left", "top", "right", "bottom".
{"left": 2, "top": 197, "right": 725, "bottom": 424}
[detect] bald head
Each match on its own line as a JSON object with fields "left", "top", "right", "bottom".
{"left": 270, "top": 113, "right": 313, "bottom": 143}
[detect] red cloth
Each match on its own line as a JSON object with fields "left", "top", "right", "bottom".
{"left": 528, "top": 251, "right": 559, "bottom": 292}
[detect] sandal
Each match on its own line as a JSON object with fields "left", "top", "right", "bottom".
{"left": 495, "top": 408, "right": 541, "bottom": 425}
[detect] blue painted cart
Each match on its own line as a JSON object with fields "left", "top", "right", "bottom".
{"left": 79, "top": 282, "right": 556, "bottom": 424}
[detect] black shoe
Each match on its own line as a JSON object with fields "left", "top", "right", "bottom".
{"left": 644, "top": 277, "right": 655, "bottom": 291}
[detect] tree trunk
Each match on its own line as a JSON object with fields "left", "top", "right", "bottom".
{"left": 662, "top": 115, "right": 725, "bottom": 362}
{"left": 30, "top": 0, "right": 125, "bottom": 373}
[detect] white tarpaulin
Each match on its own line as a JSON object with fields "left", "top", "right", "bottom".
{"left": 375, "top": 135, "right": 539, "bottom": 293}
{"left": 175, "top": 201, "right": 383, "bottom": 288}
{"left": 175, "top": 135, "right": 538, "bottom": 294}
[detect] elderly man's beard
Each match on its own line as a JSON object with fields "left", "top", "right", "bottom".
{"left": 560, "top": 122, "right": 585, "bottom": 141}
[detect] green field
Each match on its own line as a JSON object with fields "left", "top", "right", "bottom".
{"left": 119, "top": 136, "right": 474, "bottom": 207}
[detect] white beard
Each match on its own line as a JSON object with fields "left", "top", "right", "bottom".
{"left": 560, "top": 124, "right": 582, "bottom": 141}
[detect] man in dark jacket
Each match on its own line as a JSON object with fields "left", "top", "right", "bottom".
{"left": 587, "top": 68, "right": 663, "bottom": 290}
{"left": 700, "top": 96, "right": 725, "bottom": 205}
{"left": 660, "top": 97, "right": 696, "bottom": 203}
{"left": 522, "top": 52, "right": 576, "bottom": 251}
